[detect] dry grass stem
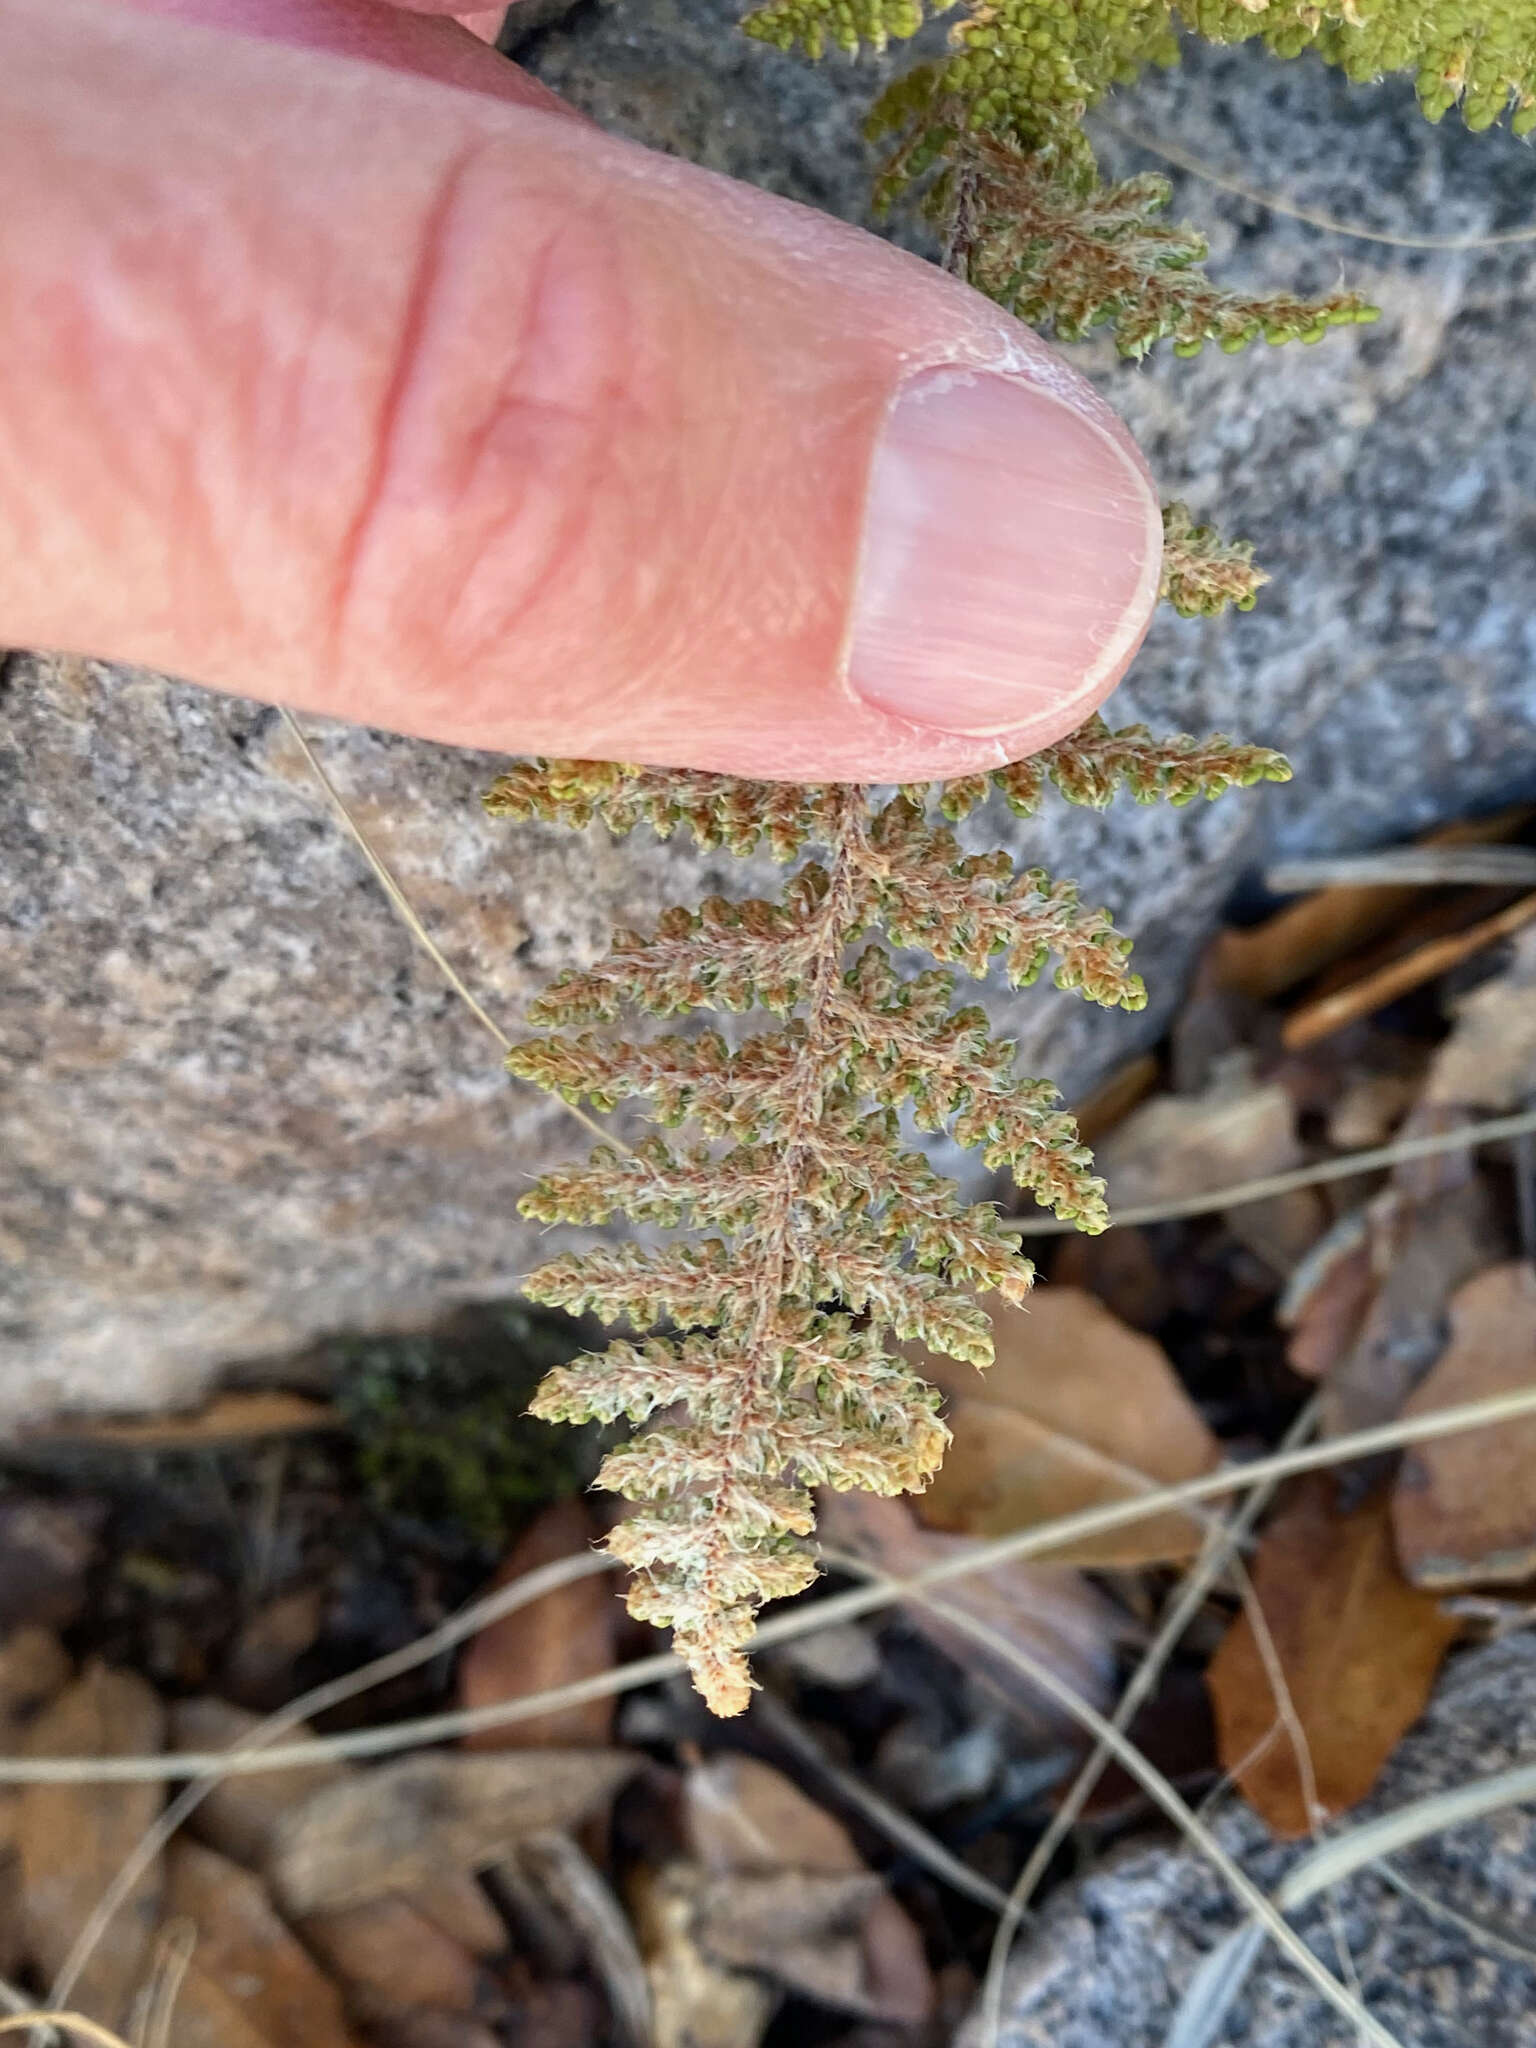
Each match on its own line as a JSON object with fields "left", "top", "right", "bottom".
{"left": 1097, "top": 113, "right": 1536, "bottom": 251}
{"left": 1007, "top": 1105, "right": 1536, "bottom": 1234}
{"left": 0, "top": 2018, "right": 133, "bottom": 2048}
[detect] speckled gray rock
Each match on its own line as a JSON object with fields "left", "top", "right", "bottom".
{"left": 962, "top": 1633, "right": 1536, "bottom": 2048}
{"left": 6, "top": 14, "right": 1536, "bottom": 1415}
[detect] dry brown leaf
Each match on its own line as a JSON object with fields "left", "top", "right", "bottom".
{"left": 1277, "top": 1214, "right": 1376, "bottom": 1383}
{"left": 1324, "top": 1178, "right": 1500, "bottom": 1436}
{"left": 1209, "top": 804, "right": 1534, "bottom": 1003}
{"left": 1326, "top": 1070, "right": 1421, "bottom": 1151}
{"left": 1420, "top": 921, "right": 1536, "bottom": 1113}
{"left": 221, "top": 1586, "right": 327, "bottom": 1711}
{"left": 696, "top": 1870, "right": 884, "bottom": 2012}
{"left": 396, "top": 1879, "right": 508, "bottom": 1964}
{"left": 1068, "top": 1052, "right": 1160, "bottom": 1147}
{"left": 364, "top": 2017, "right": 505, "bottom": 2048}
{"left": 816, "top": 1490, "right": 1116, "bottom": 1734}
{"left": 18, "top": 1663, "right": 165, "bottom": 2028}
{"left": 681, "top": 1753, "right": 930, "bottom": 2025}
{"left": 298, "top": 1899, "right": 485, "bottom": 2021}
{"left": 914, "top": 1290, "right": 1217, "bottom": 1566}
{"left": 164, "top": 1965, "right": 281, "bottom": 2048}
{"left": 171, "top": 1697, "right": 349, "bottom": 1869}
{"left": 629, "top": 1863, "right": 775, "bottom": 2048}
{"left": 270, "top": 1750, "right": 639, "bottom": 1915}
{"left": 1393, "top": 1262, "right": 1536, "bottom": 1588}
{"left": 23, "top": 1391, "right": 338, "bottom": 1450}
{"left": 164, "top": 1839, "right": 359, "bottom": 2048}
{"left": 458, "top": 1500, "right": 617, "bottom": 1752}
{"left": 0, "top": 1627, "right": 71, "bottom": 1722}
{"left": 1206, "top": 1476, "right": 1460, "bottom": 1837}
{"left": 1089, "top": 1076, "right": 1322, "bottom": 1273}
{"left": 171, "top": 1699, "right": 507, "bottom": 1958}
{"left": 0, "top": 1854, "right": 25, "bottom": 1983}
{"left": 0, "top": 1629, "right": 71, "bottom": 1979}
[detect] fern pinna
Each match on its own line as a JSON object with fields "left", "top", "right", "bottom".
{"left": 485, "top": 721, "right": 1287, "bottom": 1714}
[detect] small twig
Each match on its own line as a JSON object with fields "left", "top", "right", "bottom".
{"left": 1283, "top": 891, "right": 1536, "bottom": 1051}
{"left": 19, "top": 1384, "right": 1536, "bottom": 1790}
{"left": 1266, "top": 848, "right": 1536, "bottom": 892}
{"left": 1007, "top": 1105, "right": 1536, "bottom": 1235}
{"left": 136, "top": 1922, "right": 196, "bottom": 2048}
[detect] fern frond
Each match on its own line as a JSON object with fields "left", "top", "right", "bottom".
{"left": 490, "top": 726, "right": 1280, "bottom": 1713}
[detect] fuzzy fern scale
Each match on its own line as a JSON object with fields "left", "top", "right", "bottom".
{"left": 485, "top": 722, "right": 1288, "bottom": 1714}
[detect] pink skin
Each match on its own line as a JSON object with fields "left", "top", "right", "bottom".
{"left": 0, "top": 0, "right": 1161, "bottom": 780}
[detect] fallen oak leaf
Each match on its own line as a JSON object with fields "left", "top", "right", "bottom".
{"left": 629, "top": 1863, "right": 775, "bottom": 2048}
{"left": 1277, "top": 1209, "right": 1374, "bottom": 1383}
{"left": 1323, "top": 1175, "right": 1501, "bottom": 1439}
{"left": 297, "top": 1898, "right": 489, "bottom": 2027}
{"left": 270, "top": 1750, "right": 639, "bottom": 1915}
{"left": 914, "top": 1289, "right": 1218, "bottom": 1566}
{"left": 163, "top": 1840, "right": 360, "bottom": 2048}
{"left": 458, "top": 1500, "right": 617, "bottom": 1752}
{"left": 1393, "top": 1262, "right": 1536, "bottom": 1588}
{"left": 170, "top": 1705, "right": 513, "bottom": 2045}
{"left": 170, "top": 1698, "right": 508, "bottom": 1959}
{"left": 1206, "top": 1476, "right": 1460, "bottom": 1838}
{"left": 1088, "top": 1077, "right": 1322, "bottom": 1274}
{"left": 816, "top": 1490, "right": 1118, "bottom": 1736}
{"left": 22, "top": 1391, "right": 338, "bottom": 1451}
{"left": 682, "top": 1751, "right": 931, "bottom": 2026}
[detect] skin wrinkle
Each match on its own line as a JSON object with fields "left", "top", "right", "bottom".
{"left": 325, "top": 141, "right": 482, "bottom": 669}
{"left": 431, "top": 208, "right": 650, "bottom": 679}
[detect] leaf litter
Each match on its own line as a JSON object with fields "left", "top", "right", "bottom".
{"left": 5, "top": 803, "right": 1536, "bottom": 2047}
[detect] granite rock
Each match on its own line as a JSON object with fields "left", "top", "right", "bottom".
{"left": 5, "top": 13, "right": 1536, "bottom": 1414}
{"left": 962, "top": 1632, "right": 1536, "bottom": 2048}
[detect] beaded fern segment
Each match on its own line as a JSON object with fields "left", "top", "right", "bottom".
{"left": 484, "top": 725, "right": 1288, "bottom": 1714}
{"left": 1179, "top": 0, "right": 1536, "bottom": 134}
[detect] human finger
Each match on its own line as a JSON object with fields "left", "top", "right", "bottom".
{"left": 1, "top": 0, "right": 1160, "bottom": 780}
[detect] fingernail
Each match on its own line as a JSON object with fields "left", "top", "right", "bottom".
{"left": 848, "top": 368, "right": 1160, "bottom": 739}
